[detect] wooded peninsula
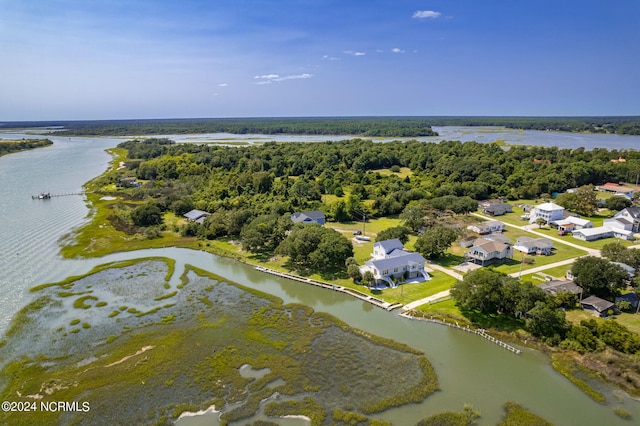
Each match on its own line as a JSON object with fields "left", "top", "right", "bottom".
{"left": 2, "top": 115, "right": 640, "bottom": 136}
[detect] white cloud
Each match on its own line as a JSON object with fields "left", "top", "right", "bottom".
{"left": 253, "top": 73, "right": 313, "bottom": 84}
{"left": 218, "top": 83, "right": 229, "bottom": 87}
{"left": 392, "top": 48, "right": 405, "bottom": 54}
{"left": 344, "top": 50, "right": 366, "bottom": 56}
{"left": 412, "top": 10, "right": 441, "bottom": 19}
{"left": 254, "top": 74, "right": 280, "bottom": 80}
{"left": 322, "top": 55, "right": 340, "bottom": 61}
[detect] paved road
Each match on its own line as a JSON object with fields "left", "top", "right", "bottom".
{"left": 471, "top": 212, "right": 601, "bottom": 257}
{"left": 403, "top": 213, "right": 610, "bottom": 310}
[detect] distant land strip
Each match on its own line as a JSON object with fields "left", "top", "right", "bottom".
{"left": 1, "top": 116, "right": 639, "bottom": 136}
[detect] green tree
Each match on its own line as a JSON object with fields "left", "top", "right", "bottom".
{"left": 241, "top": 214, "right": 291, "bottom": 252}
{"left": 414, "top": 225, "right": 457, "bottom": 259}
{"left": 131, "top": 203, "right": 163, "bottom": 227}
{"left": 450, "top": 269, "right": 508, "bottom": 315}
{"left": 570, "top": 256, "right": 628, "bottom": 299}
{"left": 525, "top": 300, "right": 568, "bottom": 343}
{"left": 276, "top": 225, "right": 353, "bottom": 270}
{"left": 376, "top": 226, "right": 410, "bottom": 244}
{"left": 400, "top": 204, "right": 424, "bottom": 232}
{"left": 535, "top": 217, "right": 547, "bottom": 228}
{"left": 347, "top": 264, "right": 362, "bottom": 282}
{"left": 603, "top": 196, "right": 632, "bottom": 211}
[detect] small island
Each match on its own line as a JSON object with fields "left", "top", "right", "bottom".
{"left": 0, "top": 138, "right": 53, "bottom": 158}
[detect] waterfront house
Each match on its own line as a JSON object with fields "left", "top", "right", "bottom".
{"left": 184, "top": 209, "right": 210, "bottom": 224}
{"left": 513, "top": 237, "right": 554, "bottom": 255}
{"left": 291, "top": 210, "right": 326, "bottom": 225}
{"left": 580, "top": 295, "right": 616, "bottom": 317}
{"left": 465, "top": 238, "right": 513, "bottom": 266}
{"left": 359, "top": 239, "right": 429, "bottom": 287}
{"left": 467, "top": 220, "right": 505, "bottom": 235}
{"left": 529, "top": 202, "right": 565, "bottom": 225}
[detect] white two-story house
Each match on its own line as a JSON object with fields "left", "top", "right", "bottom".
{"left": 360, "top": 239, "right": 430, "bottom": 287}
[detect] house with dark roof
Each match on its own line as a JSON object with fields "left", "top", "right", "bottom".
{"left": 538, "top": 280, "right": 582, "bottom": 296}
{"left": 615, "top": 293, "right": 639, "bottom": 310}
{"left": 513, "top": 236, "right": 554, "bottom": 255}
{"left": 359, "top": 239, "right": 429, "bottom": 287}
{"left": 481, "top": 202, "right": 513, "bottom": 216}
{"left": 465, "top": 238, "right": 513, "bottom": 266}
{"left": 580, "top": 295, "right": 616, "bottom": 317}
{"left": 291, "top": 210, "right": 325, "bottom": 225}
{"left": 184, "top": 209, "right": 210, "bottom": 224}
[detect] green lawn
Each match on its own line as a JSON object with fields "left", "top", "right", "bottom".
{"left": 371, "top": 167, "right": 413, "bottom": 179}
{"left": 566, "top": 309, "right": 640, "bottom": 335}
{"left": 416, "top": 298, "right": 463, "bottom": 318}
{"left": 362, "top": 272, "right": 456, "bottom": 306}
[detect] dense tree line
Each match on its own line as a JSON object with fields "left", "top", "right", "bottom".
{"left": 13, "top": 117, "right": 438, "bottom": 137}
{"left": 115, "top": 138, "right": 640, "bottom": 206}
{"left": 0, "top": 138, "right": 52, "bottom": 157}
{"left": 4, "top": 116, "right": 639, "bottom": 135}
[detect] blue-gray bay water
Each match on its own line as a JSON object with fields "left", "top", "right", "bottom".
{"left": 2, "top": 128, "right": 640, "bottom": 425}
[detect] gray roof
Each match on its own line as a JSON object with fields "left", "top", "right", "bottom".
{"left": 581, "top": 295, "right": 615, "bottom": 312}
{"left": 184, "top": 209, "right": 210, "bottom": 221}
{"left": 539, "top": 280, "right": 582, "bottom": 295}
{"left": 365, "top": 252, "right": 425, "bottom": 271}
{"left": 515, "top": 237, "right": 553, "bottom": 249}
{"left": 291, "top": 210, "right": 325, "bottom": 223}
{"left": 375, "top": 238, "right": 404, "bottom": 255}
{"left": 623, "top": 207, "right": 640, "bottom": 218}
{"left": 484, "top": 233, "right": 511, "bottom": 244}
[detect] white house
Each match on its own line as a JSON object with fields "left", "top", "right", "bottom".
{"left": 572, "top": 227, "right": 614, "bottom": 241}
{"left": 467, "top": 220, "right": 505, "bottom": 235}
{"left": 551, "top": 216, "right": 594, "bottom": 230}
{"left": 513, "top": 236, "right": 554, "bottom": 255}
{"left": 613, "top": 207, "right": 640, "bottom": 233}
{"left": 529, "top": 202, "right": 565, "bottom": 224}
{"left": 360, "top": 239, "right": 429, "bottom": 287}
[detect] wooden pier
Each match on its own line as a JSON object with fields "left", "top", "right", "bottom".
{"left": 31, "top": 191, "right": 83, "bottom": 199}
{"left": 399, "top": 312, "right": 522, "bottom": 355}
{"left": 254, "top": 266, "right": 402, "bottom": 311}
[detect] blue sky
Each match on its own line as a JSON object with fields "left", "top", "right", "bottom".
{"left": 1, "top": 0, "right": 638, "bottom": 120}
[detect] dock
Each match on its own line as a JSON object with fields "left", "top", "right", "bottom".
{"left": 31, "top": 191, "right": 83, "bottom": 199}
{"left": 254, "top": 266, "right": 402, "bottom": 311}
{"left": 399, "top": 312, "right": 522, "bottom": 355}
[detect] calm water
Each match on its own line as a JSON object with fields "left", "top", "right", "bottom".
{"left": 1, "top": 130, "right": 640, "bottom": 425}
{"left": 124, "top": 126, "right": 640, "bottom": 150}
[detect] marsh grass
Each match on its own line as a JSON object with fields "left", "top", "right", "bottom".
{"left": 498, "top": 402, "right": 552, "bottom": 426}
{"left": 551, "top": 353, "right": 606, "bottom": 403}
{"left": 0, "top": 259, "right": 439, "bottom": 425}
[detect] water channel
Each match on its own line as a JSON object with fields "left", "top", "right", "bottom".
{"left": 1, "top": 128, "right": 640, "bottom": 424}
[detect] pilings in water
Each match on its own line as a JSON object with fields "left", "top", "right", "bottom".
{"left": 254, "top": 266, "right": 402, "bottom": 311}
{"left": 398, "top": 312, "right": 522, "bottom": 354}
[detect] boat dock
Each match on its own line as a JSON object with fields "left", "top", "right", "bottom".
{"left": 31, "top": 191, "right": 83, "bottom": 199}
{"left": 399, "top": 312, "right": 522, "bottom": 355}
{"left": 254, "top": 266, "right": 403, "bottom": 311}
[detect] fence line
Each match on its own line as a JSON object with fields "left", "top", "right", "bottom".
{"left": 399, "top": 312, "right": 521, "bottom": 355}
